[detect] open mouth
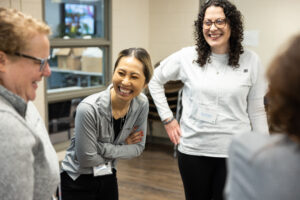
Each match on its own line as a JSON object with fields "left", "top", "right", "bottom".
{"left": 209, "top": 33, "right": 223, "bottom": 40}
{"left": 118, "top": 86, "right": 133, "bottom": 96}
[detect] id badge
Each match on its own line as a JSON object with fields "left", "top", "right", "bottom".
{"left": 198, "top": 107, "right": 217, "bottom": 124}
{"left": 93, "top": 162, "right": 113, "bottom": 177}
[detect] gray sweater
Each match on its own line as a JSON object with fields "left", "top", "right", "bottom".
{"left": 226, "top": 132, "right": 300, "bottom": 200}
{"left": 0, "top": 86, "right": 60, "bottom": 200}
{"left": 61, "top": 85, "right": 149, "bottom": 180}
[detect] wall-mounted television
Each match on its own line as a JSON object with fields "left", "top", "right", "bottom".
{"left": 63, "top": 3, "right": 96, "bottom": 36}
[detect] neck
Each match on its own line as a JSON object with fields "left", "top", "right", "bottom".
{"left": 110, "top": 88, "right": 131, "bottom": 119}
{"left": 211, "top": 45, "right": 229, "bottom": 55}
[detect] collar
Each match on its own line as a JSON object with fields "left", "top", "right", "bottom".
{"left": 0, "top": 85, "right": 27, "bottom": 118}
{"left": 96, "top": 84, "right": 137, "bottom": 122}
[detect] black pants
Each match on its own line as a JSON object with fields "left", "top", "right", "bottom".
{"left": 178, "top": 151, "right": 227, "bottom": 200}
{"left": 60, "top": 170, "right": 118, "bottom": 200}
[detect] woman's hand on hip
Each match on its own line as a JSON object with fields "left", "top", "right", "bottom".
{"left": 164, "top": 119, "right": 181, "bottom": 145}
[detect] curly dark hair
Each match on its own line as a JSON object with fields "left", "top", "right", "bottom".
{"left": 195, "top": 0, "right": 244, "bottom": 67}
{"left": 266, "top": 34, "right": 300, "bottom": 139}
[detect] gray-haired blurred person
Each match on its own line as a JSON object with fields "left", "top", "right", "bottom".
{"left": 0, "top": 7, "right": 59, "bottom": 200}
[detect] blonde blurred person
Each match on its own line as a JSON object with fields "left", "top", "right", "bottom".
{"left": 0, "top": 8, "right": 59, "bottom": 200}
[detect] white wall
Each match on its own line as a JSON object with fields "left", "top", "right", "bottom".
{"left": 0, "top": 0, "right": 46, "bottom": 121}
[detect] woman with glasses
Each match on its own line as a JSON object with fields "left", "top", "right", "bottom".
{"left": 148, "top": 0, "right": 268, "bottom": 199}
{"left": 226, "top": 34, "right": 300, "bottom": 200}
{"left": 0, "top": 8, "right": 59, "bottom": 200}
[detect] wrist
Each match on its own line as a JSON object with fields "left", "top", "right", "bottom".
{"left": 162, "top": 116, "right": 175, "bottom": 125}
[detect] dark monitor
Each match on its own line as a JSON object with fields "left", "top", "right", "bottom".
{"left": 63, "top": 3, "right": 96, "bottom": 36}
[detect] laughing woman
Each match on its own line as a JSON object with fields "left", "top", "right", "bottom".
{"left": 60, "top": 48, "right": 153, "bottom": 200}
{"left": 148, "top": 0, "right": 268, "bottom": 199}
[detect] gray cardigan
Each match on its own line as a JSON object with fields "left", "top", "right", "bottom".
{"left": 0, "top": 86, "right": 60, "bottom": 200}
{"left": 61, "top": 85, "right": 149, "bottom": 180}
{"left": 226, "top": 132, "right": 300, "bottom": 200}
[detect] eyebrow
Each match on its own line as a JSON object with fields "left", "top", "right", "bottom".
{"left": 117, "top": 68, "right": 141, "bottom": 76}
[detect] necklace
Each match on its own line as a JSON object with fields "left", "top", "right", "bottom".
{"left": 112, "top": 109, "right": 128, "bottom": 119}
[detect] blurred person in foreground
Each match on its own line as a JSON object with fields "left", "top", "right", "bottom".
{"left": 226, "top": 34, "right": 300, "bottom": 200}
{"left": 0, "top": 7, "right": 59, "bottom": 200}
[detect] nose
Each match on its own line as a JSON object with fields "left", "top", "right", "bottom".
{"left": 210, "top": 23, "right": 218, "bottom": 31}
{"left": 121, "top": 76, "right": 131, "bottom": 86}
{"left": 42, "top": 63, "right": 51, "bottom": 77}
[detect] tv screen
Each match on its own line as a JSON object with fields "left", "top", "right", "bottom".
{"left": 64, "top": 3, "right": 95, "bottom": 36}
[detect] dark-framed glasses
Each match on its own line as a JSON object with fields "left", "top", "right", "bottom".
{"left": 203, "top": 18, "right": 227, "bottom": 30}
{"left": 14, "top": 52, "right": 50, "bottom": 72}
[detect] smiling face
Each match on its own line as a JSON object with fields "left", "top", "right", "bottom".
{"left": 112, "top": 56, "right": 146, "bottom": 103}
{"left": 203, "top": 6, "right": 231, "bottom": 54}
{"left": 0, "top": 33, "right": 51, "bottom": 102}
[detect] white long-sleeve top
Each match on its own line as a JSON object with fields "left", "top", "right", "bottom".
{"left": 149, "top": 46, "right": 269, "bottom": 157}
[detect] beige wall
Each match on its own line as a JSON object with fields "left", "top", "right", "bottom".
{"left": 112, "top": 0, "right": 199, "bottom": 66}
{"left": 112, "top": 0, "right": 150, "bottom": 65}
{"left": 0, "top": 0, "right": 47, "bottom": 120}
{"left": 149, "top": 0, "right": 199, "bottom": 65}
{"left": 234, "top": 0, "right": 300, "bottom": 69}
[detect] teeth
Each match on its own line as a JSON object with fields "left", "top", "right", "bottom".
{"left": 210, "top": 34, "right": 220, "bottom": 38}
{"left": 120, "top": 87, "right": 131, "bottom": 94}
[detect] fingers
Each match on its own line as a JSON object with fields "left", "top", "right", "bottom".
{"left": 131, "top": 126, "right": 138, "bottom": 134}
{"left": 164, "top": 119, "right": 181, "bottom": 145}
{"left": 169, "top": 131, "right": 180, "bottom": 145}
{"left": 130, "top": 131, "right": 143, "bottom": 140}
{"left": 126, "top": 130, "right": 144, "bottom": 145}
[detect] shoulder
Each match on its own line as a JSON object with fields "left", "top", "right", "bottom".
{"left": 0, "top": 113, "right": 35, "bottom": 152}
{"left": 81, "top": 88, "right": 109, "bottom": 109}
{"left": 239, "top": 49, "right": 260, "bottom": 64}
{"left": 26, "top": 101, "right": 43, "bottom": 121}
{"left": 179, "top": 46, "right": 197, "bottom": 57}
{"left": 229, "top": 132, "right": 270, "bottom": 160}
{"left": 241, "top": 48, "right": 259, "bottom": 58}
{"left": 229, "top": 132, "right": 289, "bottom": 163}
{"left": 82, "top": 91, "right": 104, "bottom": 105}
{"left": 164, "top": 46, "right": 196, "bottom": 60}
{"left": 135, "top": 92, "right": 149, "bottom": 107}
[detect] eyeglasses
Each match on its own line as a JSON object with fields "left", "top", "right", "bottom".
{"left": 14, "top": 52, "right": 50, "bottom": 72}
{"left": 203, "top": 18, "right": 227, "bottom": 30}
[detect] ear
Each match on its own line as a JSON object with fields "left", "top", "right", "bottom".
{"left": 0, "top": 51, "right": 8, "bottom": 72}
{"left": 143, "top": 83, "right": 148, "bottom": 89}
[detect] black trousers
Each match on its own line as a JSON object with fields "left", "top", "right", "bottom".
{"left": 178, "top": 151, "right": 227, "bottom": 200}
{"left": 60, "top": 170, "right": 118, "bottom": 200}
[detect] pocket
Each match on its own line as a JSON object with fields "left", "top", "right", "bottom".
{"left": 238, "top": 70, "right": 252, "bottom": 87}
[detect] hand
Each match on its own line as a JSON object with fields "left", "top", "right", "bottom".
{"left": 125, "top": 127, "right": 144, "bottom": 144}
{"left": 164, "top": 119, "right": 181, "bottom": 145}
